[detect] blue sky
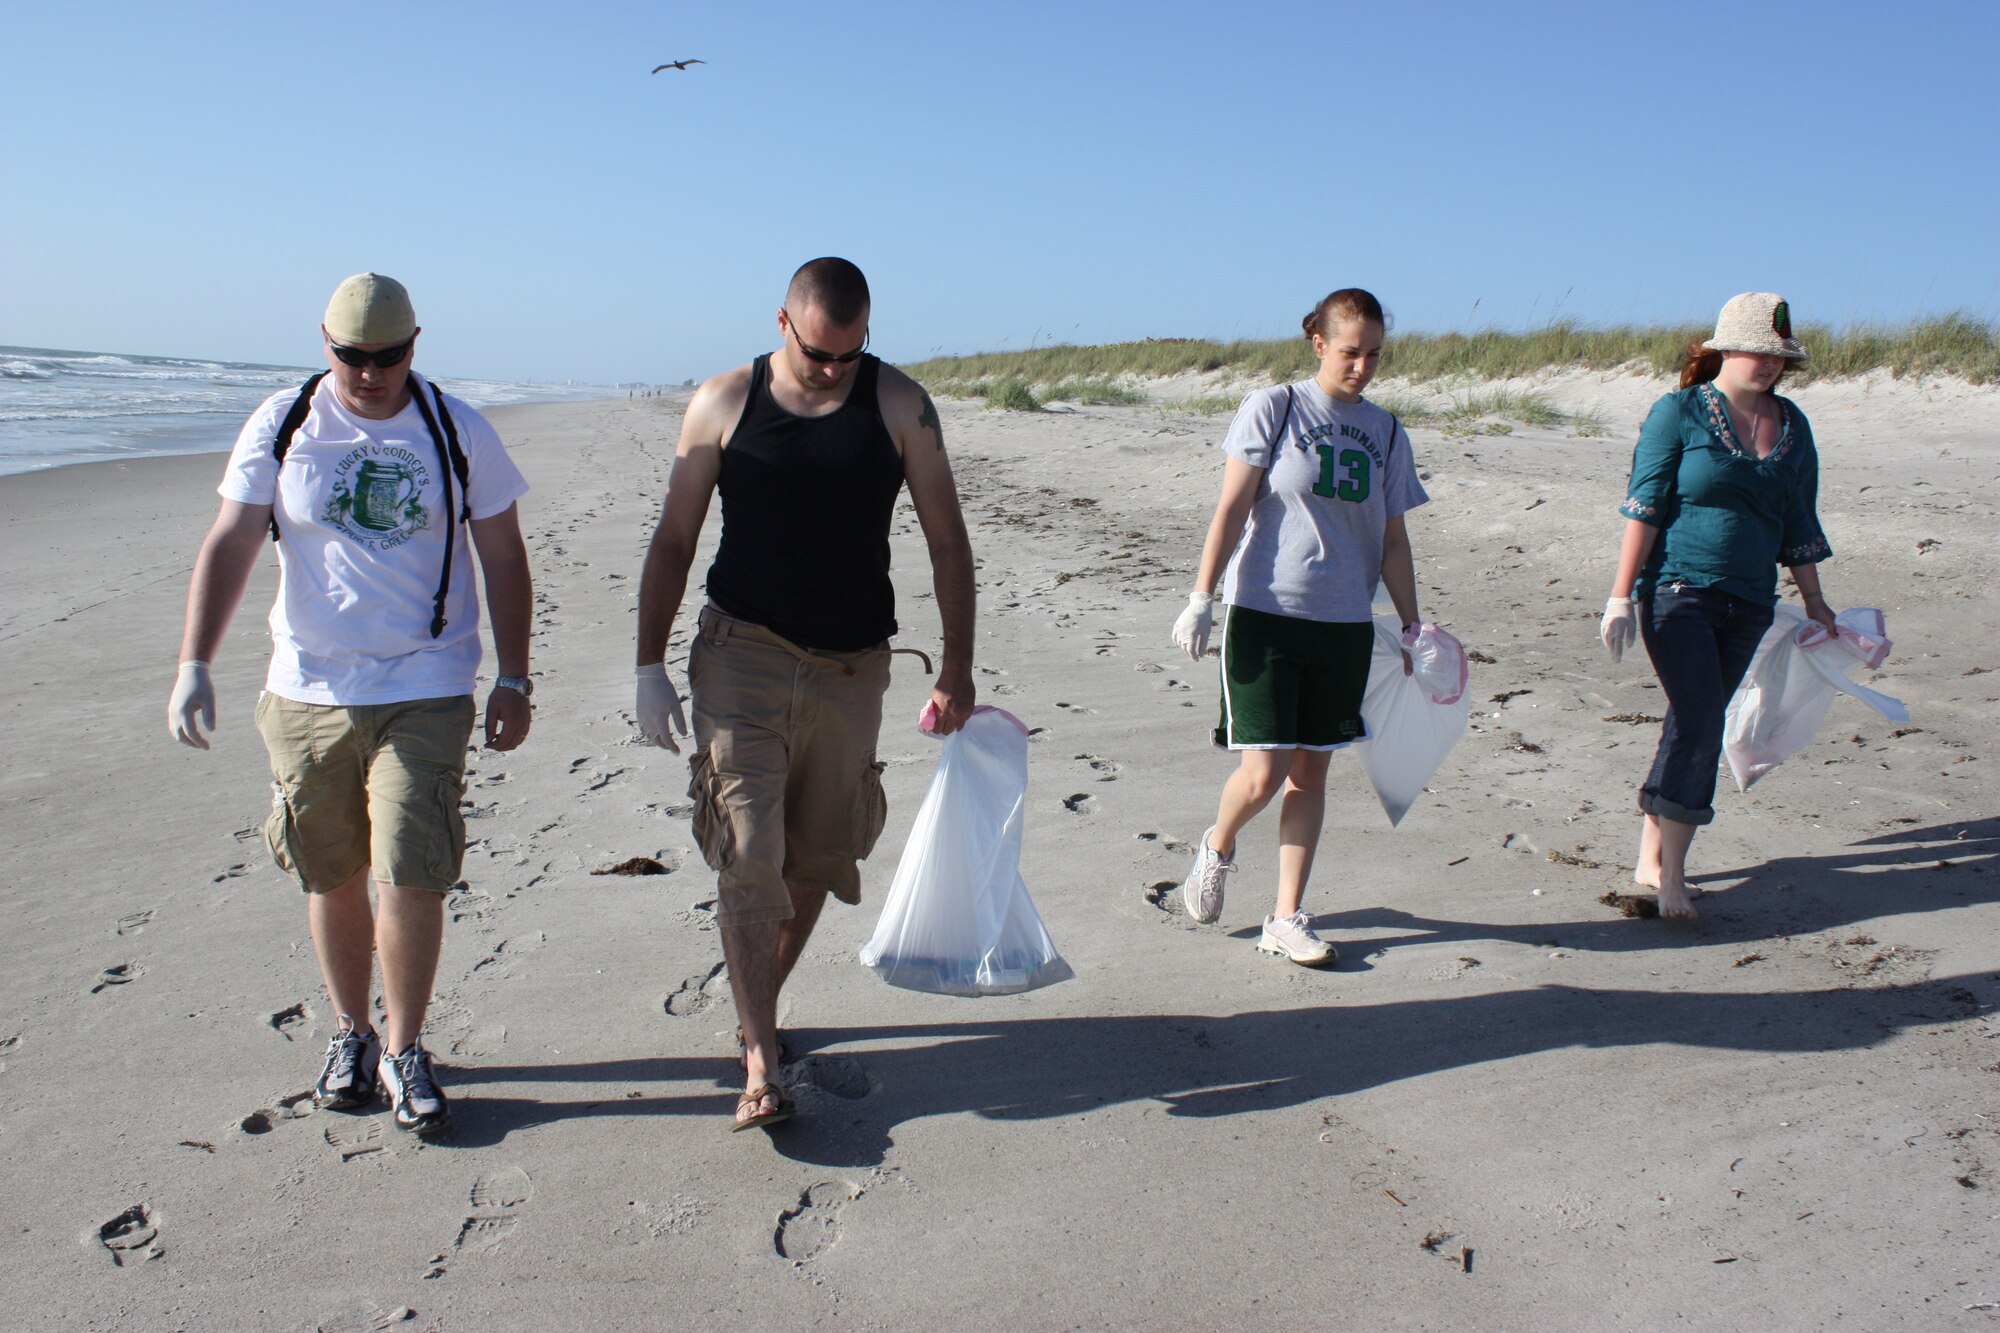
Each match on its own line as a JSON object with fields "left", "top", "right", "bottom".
{"left": 4, "top": 0, "right": 1995, "bottom": 385}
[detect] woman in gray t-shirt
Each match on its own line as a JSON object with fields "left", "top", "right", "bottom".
{"left": 1170, "top": 288, "right": 1431, "bottom": 966}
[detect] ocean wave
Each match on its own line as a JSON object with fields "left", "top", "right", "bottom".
{"left": 1, "top": 359, "right": 56, "bottom": 380}
{"left": 0, "top": 404, "right": 258, "bottom": 424}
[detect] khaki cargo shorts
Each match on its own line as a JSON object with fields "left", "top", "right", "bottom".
{"left": 686, "top": 606, "right": 893, "bottom": 928}
{"left": 255, "top": 692, "right": 476, "bottom": 894}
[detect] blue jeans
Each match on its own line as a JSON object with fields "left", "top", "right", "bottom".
{"left": 1636, "top": 583, "right": 1774, "bottom": 825}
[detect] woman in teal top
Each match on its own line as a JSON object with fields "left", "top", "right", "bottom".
{"left": 1599, "top": 292, "right": 1838, "bottom": 919}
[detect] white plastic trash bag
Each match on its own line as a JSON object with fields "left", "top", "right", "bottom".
{"left": 1356, "top": 620, "right": 1470, "bottom": 826}
{"left": 860, "top": 704, "right": 1074, "bottom": 997}
{"left": 1725, "top": 606, "right": 1907, "bottom": 791}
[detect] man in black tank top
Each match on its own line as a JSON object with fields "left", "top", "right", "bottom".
{"left": 636, "top": 258, "right": 977, "bottom": 1132}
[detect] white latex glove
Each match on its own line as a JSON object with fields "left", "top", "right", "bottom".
{"left": 169, "top": 660, "right": 216, "bottom": 749}
{"left": 636, "top": 663, "right": 688, "bottom": 753}
{"left": 1172, "top": 590, "right": 1216, "bottom": 662}
{"left": 1601, "top": 596, "right": 1636, "bottom": 663}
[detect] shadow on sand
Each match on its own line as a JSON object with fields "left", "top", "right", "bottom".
{"left": 438, "top": 819, "right": 1994, "bottom": 1162}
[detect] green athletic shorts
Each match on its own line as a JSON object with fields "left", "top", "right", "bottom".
{"left": 1214, "top": 604, "right": 1375, "bottom": 750}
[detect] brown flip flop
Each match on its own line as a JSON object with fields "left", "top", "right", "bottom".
{"left": 732, "top": 1082, "right": 792, "bottom": 1133}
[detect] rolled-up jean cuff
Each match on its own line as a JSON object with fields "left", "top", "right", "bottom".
{"left": 1638, "top": 788, "right": 1715, "bottom": 826}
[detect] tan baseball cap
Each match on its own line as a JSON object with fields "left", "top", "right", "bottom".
{"left": 1702, "top": 291, "right": 1808, "bottom": 361}
{"left": 324, "top": 272, "right": 416, "bottom": 345}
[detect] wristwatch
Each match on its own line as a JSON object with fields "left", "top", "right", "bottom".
{"left": 496, "top": 675, "right": 534, "bottom": 698}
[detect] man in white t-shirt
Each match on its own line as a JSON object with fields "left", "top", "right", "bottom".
{"left": 166, "top": 273, "right": 533, "bottom": 1136}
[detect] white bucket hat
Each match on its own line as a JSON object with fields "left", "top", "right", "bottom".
{"left": 1702, "top": 291, "right": 1808, "bottom": 361}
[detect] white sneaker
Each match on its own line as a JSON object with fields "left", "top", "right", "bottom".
{"left": 1181, "top": 827, "right": 1234, "bottom": 924}
{"left": 1257, "top": 910, "right": 1336, "bottom": 966}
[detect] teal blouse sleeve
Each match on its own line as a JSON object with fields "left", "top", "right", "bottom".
{"left": 1777, "top": 405, "right": 1832, "bottom": 565}
{"left": 1618, "top": 393, "right": 1682, "bottom": 525}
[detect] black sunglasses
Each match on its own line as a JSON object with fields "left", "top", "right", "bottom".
{"left": 327, "top": 333, "right": 416, "bottom": 369}
{"left": 784, "top": 313, "right": 868, "bottom": 364}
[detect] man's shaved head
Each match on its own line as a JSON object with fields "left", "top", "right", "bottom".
{"left": 786, "top": 257, "right": 871, "bottom": 327}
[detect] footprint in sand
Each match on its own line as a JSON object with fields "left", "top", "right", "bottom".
{"left": 323, "top": 1117, "right": 388, "bottom": 1162}
{"left": 787, "top": 1055, "right": 873, "bottom": 1104}
{"left": 91, "top": 963, "right": 140, "bottom": 994}
{"left": 267, "top": 1003, "right": 309, "bottom": 1040}
{"left": 1061, "top": 793, "right": 1096, "bottom": 815}
{"left": 774, "top": 1181, "right": 861, "bottom": 1264}
{"left": 1054, "top": 701, "right": 1098, "bottom": 715}
{"left": 312, "top": 1301, "right": 419, "bottom": 1332}
{"left": 239, "top": 1090, "right": 316, "bottom": 1137}
{"left": 455, "top": 1166, "right": 534, "bottom": 1254}
{"left": 94, "top": 1203, "right": 162, "bottom": 1267}
{"left": 674, "top": 898, "right": 718, "bottom": 934}
{"left": 447, "top": 886, "right": 495, "bottom": 925}
{"left": 115, "top": 908, "right": 155, "bottom": 936}
{"left": 212, "top": 863, "right": 251, "bottom": 884}
{"left": 1074, "top": 754, "right": 1120, "bottom": 782}
{"left": 1142, "top": 880, "right": 1183, "bottom": 916}
{"left": 619, "top": 1195, "right": 712, "bottom": 1243}
{"left": 470, "top": 932, "right": 546, "bottom": 974}
{"left": 450, "top": 1023, "right": 508, "bottom": 1059}
{"left": 663, "top": 961, "right": 728, "bottom": 1017}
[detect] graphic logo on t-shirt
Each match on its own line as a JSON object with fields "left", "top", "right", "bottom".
{"left": 320, "top": 446, "right": 432, "bottom": 548}
{"left": 1298, "top": 421, "right": 1382, "bottom": 504}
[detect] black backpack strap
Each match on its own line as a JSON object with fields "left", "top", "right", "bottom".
{"left": 406, "top": 377, "right": 465, "bottom": 639}
{"left": 267, "top": 372, "right": 328, "bottom": 540}
{"left": 1272, "top": 384, "right": 1295, "bottom": 451}
{"left": 429, "top": 380, "right": 471, "bottom": 523}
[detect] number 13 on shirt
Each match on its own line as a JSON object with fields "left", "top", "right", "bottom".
{"left": 1312, "top": 445, "right": 1371, "bottom": 503}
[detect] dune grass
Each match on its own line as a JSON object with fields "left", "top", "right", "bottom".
{"left": 1042, "top": 378, "right": 1146, "bottom": 406}
{"left": 905, "top": 314, "right": 1998, "bottom": 391}
{"left": 982, "top": 378, "right": 1042, "bottom": 412}
{"left": 1157, "top": 393, "right": 1245, "bottom": 417}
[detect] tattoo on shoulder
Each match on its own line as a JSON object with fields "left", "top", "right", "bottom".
{"left": 917, "top": 393, "right": 944, "bottom": 452}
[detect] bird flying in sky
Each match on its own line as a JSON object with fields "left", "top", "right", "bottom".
{"left": 651, "top": 60, "right": 705, "bottom": 72}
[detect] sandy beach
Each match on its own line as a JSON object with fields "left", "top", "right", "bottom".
{"left": 1, "top": 368, "right": 1993, "bottom": 1330}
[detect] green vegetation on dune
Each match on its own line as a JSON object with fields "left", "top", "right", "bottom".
{"left": 904, "top": 315, "right": 1998, "bottom": 399}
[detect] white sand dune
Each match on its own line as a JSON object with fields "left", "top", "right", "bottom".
{"left": 0, "top": 372, "right": 1993, "bottom": 1328}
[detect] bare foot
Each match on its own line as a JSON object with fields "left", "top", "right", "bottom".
{"left": 1655, "top": 880, "right": 1699, "bottom": 920}
{"left": 1633, "top": 866, "right": 1661, "bottom": 890}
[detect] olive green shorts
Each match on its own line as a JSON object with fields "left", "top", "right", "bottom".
{"left": 254, "top": 692, "right": 475, "bottom": 894}
{"left": 686, "top": 607, "right": 892, "bottom": 928}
